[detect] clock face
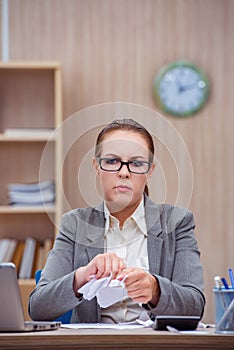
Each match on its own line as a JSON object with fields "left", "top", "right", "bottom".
{"left": 153, "top": 61, "right": 209, "bottom": 116}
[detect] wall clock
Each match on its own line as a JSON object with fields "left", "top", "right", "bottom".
{"left": 153, "top": 61, "right": 209, "bottom": 117}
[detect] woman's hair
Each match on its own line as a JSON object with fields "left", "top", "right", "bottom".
{"left": 95, "top": 118, "right": 155, "bottom": 196}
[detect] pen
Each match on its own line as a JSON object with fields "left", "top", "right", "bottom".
{"left": 214, "top": 276, "right": 228, "bottom": 310}
{"left": 214, "top": 276, "right": 222, "bottom": 289}
{"left": 221, "top": 277, "right": 229, "bottom": 289}
{"left": 228, "top": 268, "right": 234, "bottom": 289}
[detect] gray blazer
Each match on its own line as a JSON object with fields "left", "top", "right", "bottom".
{"left": 29, "top": 196, "right": 205, "bottom": 322}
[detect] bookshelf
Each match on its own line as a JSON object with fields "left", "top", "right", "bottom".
{"left": 0, "top": 62, "right": 62, "bottom": 320}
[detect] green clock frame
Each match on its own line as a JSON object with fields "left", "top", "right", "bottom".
{"left": 153, "top": 61, "right": 209, "bottom": 117}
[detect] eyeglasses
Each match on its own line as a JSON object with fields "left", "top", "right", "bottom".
{"left": 98, "top": 158, "right": 151, "bottom": 174}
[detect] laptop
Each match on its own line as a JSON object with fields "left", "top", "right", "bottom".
{"left": 0, "top": 262, "right": 61, "bottom": 332}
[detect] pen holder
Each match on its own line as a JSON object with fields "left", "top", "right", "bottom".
{"left": 213, "top": 288, "right": 234, "bottom": 334}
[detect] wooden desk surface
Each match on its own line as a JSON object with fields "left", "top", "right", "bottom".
{"left": 0, "top": 327, "right": 234, "bottom": 350}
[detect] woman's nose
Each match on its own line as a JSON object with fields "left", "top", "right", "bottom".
{"left": 118, "top": 163, "right": 130, "bottom": 177}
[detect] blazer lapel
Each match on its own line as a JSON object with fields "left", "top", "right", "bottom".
{"left": 145, "top": 196, "right": 163, "bottom": 275}
{"left": 85, "top": 203, "right": 105, "bottom": 261}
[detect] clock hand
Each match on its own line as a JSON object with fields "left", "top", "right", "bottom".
{"left": 178, "top": 80, "right": 201, "bottom": 93}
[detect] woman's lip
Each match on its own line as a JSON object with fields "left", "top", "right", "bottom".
{"left": 115, "top": 185, "right": 132, "bottom": 192}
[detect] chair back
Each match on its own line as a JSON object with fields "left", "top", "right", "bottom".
{"left": 35, "top": 269, "right": 72, "bottom": 323}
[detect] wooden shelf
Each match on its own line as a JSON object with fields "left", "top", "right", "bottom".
{"left": 0, "top": 205, "right": 56, "bottom": 214}
{"left": 18, "top": 278, "right": 36, "bottom": 321}
{"left": 0, "top": 62, "right": 62, "bottom": 319}
{"left": 18, "top": 278, "right": 35, "bottom": 285}
{"left": 0, "top": 61, "right": 61, "bottom": 69}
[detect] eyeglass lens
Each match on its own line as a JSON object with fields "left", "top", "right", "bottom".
{"left": 99, "top": 158, "right": 150, "bottom": 174}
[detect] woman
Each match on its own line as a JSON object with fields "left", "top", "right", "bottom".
{"left": 29, "top": 119, "right": 205, "bottom": 323}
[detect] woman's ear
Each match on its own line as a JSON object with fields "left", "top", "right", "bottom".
{"left": 93, "top": 157, "right": 100, "bottom": 174}
{"left": 147, "top": 162, "right": 156, "bottom": 180}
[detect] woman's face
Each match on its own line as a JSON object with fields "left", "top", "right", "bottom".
{"left": 94, "top": 130, "right": 155, "bottom": 214}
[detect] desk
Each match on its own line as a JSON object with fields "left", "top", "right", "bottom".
{"left": 0, "top": 327, "right": 234, "bottom": 350}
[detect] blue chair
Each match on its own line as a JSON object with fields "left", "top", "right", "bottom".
{"left": 35, "top": 269, "right": 72, "bottom": 324}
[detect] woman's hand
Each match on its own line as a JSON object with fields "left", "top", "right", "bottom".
{"left": 73, "top": 253, "right": 126, "bottom": 293}
{"left": 118, "top": 267, "right": 161, "bottom": 306}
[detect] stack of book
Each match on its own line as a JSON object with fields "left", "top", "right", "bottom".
{"left": 0, "top": 239, "right": 17, "bottom": 263}
{"left": 7, "top": 180, "right": 55, "bottom": 206}
{"left": 0, "top": 237, "right": 53, "bottom": 278}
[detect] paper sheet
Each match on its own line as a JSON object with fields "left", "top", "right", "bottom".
{"left": 78, "top": 274, "right": 128, "bottom": 308}
{"left": 61, "top": 323, "right": 148, "bottom": 330}
{"left": 61, "top": 311, "right": 154, "bottom": 330}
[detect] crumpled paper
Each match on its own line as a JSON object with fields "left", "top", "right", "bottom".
{"left": 78, "top": 274, "right": 128, "bottom": 308}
